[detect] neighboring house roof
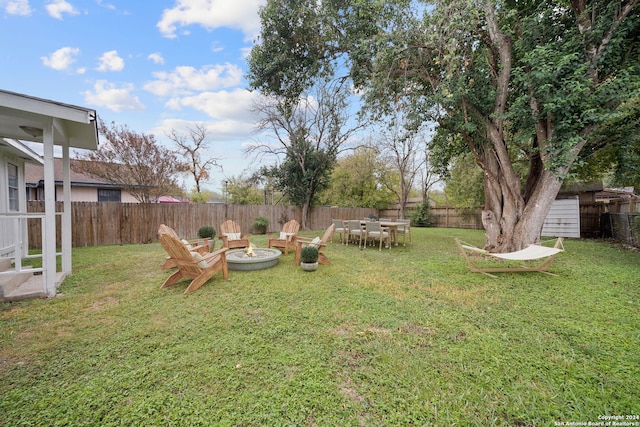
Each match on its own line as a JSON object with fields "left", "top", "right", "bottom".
{"left": 0, "top": 138, "right": 43, "bottom": 165}
{"left": 25, "top": 158, "right": 126, "bottom": 188}
{"left": 158, "top": 196, "right": 185, "bottom": 203}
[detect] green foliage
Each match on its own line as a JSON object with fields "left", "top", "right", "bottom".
{"left": 226, "top": 175, "right": 264, "bottom": 205}
{"left": 247, "top": 0, "right": 324, "bottom": 99}
{"left": 319, "top": 147, "right": 395, "bottom": 208}
{"left": 300, "top": 245, "right": 319, "bottom": 263}
{"left": 584, "top": 95, "right": 640, "bottom": 188}
{"left": 410, "top": 201, "right": 432, "bottom": 227}
{"left": 252, "top": 216, "right": 269, "bottom": 234}
{"left": 248, "top": 0, "right": 640, "bottom": 246}
{"left": 189, "top": 189, "right": 215, "bottom": 204}
{"left": 428, "top": 190, "right": 448, "bottom": 207}
{"left": 445, "top": 152, "right": 485, "bottom": 209}
{"left": 197, "top": 226, "right": 216, "bottom": 240}
{"left": 263, "top": 141, "right": 335, "bottom": 208}
{"left": 2, "top": 230, "right": 639, "bottom": 425}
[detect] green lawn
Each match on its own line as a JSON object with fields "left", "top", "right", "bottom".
{"left": 1, "top": 228, "right": 639, "bottom": 426}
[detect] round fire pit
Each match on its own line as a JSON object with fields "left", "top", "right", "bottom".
{"left": 226, "top": 248, "right": 282, "bottom": 271}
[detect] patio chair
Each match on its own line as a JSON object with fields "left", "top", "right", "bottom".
{"left": 363, "top": 221, "right": 391, "bottom": 251}
{"left": 219, "top": 220, "right": 251, "bottom": 249}
{"left": 396, "top": 219, "right": 412, "bottom": 245}
{"left": 455, "top": 237, "right": 564, "bottom": 278}
{"left": 331, "top": 219, "right": 347, "bottom": 244}
{"left": 159, "top": 233, "right": 229, "bottom": 293}
{"left": 346, "top": 220, "right": 365, "bottom": 248}
{"left": 158, "top": 224, "right": 210, "bottom": 269}
{"left": 294, "top": 223, "right": 335, "bottom": 266}
{"left": 267, "top": 219, "right": 300, "bottom": 255}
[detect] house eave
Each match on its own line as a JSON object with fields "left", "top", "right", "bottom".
{"left": 0, "top": 89, "right": 99, "bottom": 150}
{"left": 0, "top": 138, "right": 43, "bottom": 164}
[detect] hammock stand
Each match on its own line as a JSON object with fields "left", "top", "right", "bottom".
{"left": 455, "top": 237, "right": 564, "bottom": 278}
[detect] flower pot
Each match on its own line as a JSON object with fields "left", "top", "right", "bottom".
{"left": 300, "top": 262, "right": 318, "bottom": 272}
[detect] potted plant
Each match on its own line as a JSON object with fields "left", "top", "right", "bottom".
{"left": 198, "top": 225, "right": 216, "bottom": 251}
{"left": 300, "top": 245, "right": 319, "bottom": 271}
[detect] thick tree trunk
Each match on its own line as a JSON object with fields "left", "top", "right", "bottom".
{"left": 482, "top": 164, "right": 562, "bottom": 252}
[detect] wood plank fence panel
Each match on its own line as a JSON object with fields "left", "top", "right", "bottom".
{"left": 25, "top": 200, "right": 637, "bottom": 249}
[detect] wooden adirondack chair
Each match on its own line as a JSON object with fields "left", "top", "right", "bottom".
{"left": 218, "top": 220, "right": 251, "bottom": 249}
{"left": 158, "top": 224, "right": 209, "bottom": 269}
{"left": 294, "top": 223, "right": 335, "bottom": 266}
{"left": 267, "top": 219, "right": 300, "bottom": 255}
{"left": 159, "top": 233, "right": 229, "bottom": 293}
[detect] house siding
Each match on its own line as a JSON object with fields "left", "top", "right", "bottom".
{"left": 26, "top": 160, "right": 140, "bottom": 203}
{"left": 1, "top": 153, "right": 27, "bottom": 257}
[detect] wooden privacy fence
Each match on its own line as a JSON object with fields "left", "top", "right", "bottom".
{"left": 25, "top": 199, "right": 639, "bottom": 249}
{"left": 379, "top": 207, "right": 484, "bottom": 229}
{"left": 26, "top": 202, "right": 376, "bottom": 249}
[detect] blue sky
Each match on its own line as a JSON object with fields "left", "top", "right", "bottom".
{"left": 0, "top": 0, "right": 268, "bottom": 193}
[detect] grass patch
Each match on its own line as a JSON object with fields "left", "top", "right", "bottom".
{"left": 1, "top": 228, "right": 639, "bottom": 426}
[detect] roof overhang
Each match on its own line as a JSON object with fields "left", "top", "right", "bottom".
{"left": 0, "top": 138, "right": 44, "bottom": 164}
{"left": 0, "top": 89, "right": 98, "bottom": 150}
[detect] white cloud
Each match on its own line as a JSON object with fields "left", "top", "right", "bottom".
{"left": 143, "top": 63, "right": 243, "bottom": 96}
{"left": 154, "top": 118, "right": 250, "bottom": 141}
{"left": 156, "top": 0, "right": 264, "bottom": 40}
{"left": 5, "top": 0, "right": 32, "bottom": 15}
{"left": 96, "top": 0, "right": 115, "bottom": 10}
{"left": 147, "top": 52, "right": 164, "bottom": 65}
{"left": 210, "top": 41, "right": 224, "bottom": 53}
{"left": 239, "top": 46, "right": 252, "bottom": 59}
{"left": 82, "top": 80, "right": 145, "bottom": 112}
{"left": 165, "top": 89, "right": 260, "bottom": 122}
{"left": 96, "top": 50, "right": 125, "bottom": 72}
{"left": 41, "top": 47, "right": 80, "bottom": 71}
{"left": 45, "top": 0, "right": 79, "bottom": 19}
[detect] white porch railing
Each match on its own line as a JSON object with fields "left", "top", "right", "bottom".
{"left": 0, "top": 213, "right": 50, "bottom": 295}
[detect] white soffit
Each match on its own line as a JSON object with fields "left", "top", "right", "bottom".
{"left": 0, "top": 89, "right": 99, "bottom": 150}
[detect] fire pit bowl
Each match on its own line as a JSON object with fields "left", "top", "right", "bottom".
{"left": 226, "top": 248, "right": 282, "bottom": 271}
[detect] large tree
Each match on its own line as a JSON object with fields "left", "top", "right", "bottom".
{"left": 248, "top": 0, "right": 639, "bottom": 251}
{"left": 74, "top": 120, "right": 185, "bottom": 204}
{"left": 375, "top": 112, "right": 429, "bottom": 219}
{"left": 249, "top": 80, "right": 367, "bottom": 228}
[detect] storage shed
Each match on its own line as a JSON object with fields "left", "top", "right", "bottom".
{"left": 542, "top": 196, "right": 581, "bottom": 238}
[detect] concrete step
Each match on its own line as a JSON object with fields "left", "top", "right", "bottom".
{"left": 1, "top": 274, "right": 47, "bottom": 302}
{"left": 0, "top": 267, "right": 35, "bottom": 300}
{"left": 1, "top": 272, "right": 66, "bottom": 302}
{"left": 0, "top": 257, "right": 11, "bottom": 272}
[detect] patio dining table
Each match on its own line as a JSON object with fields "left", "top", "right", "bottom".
{"left": 359, "top": 220, "right": 404, "bottom": 246}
